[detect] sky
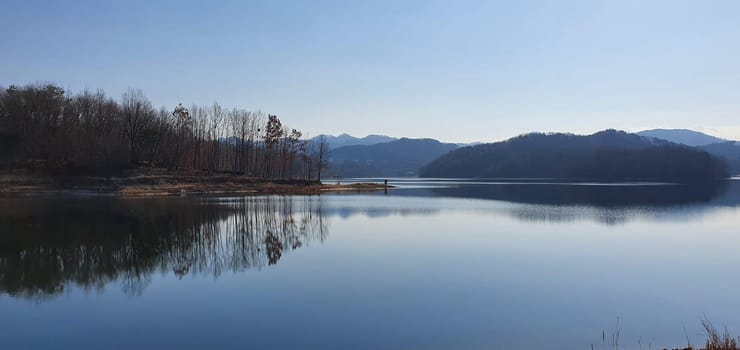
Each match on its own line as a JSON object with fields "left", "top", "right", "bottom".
{"left": 1, "top": 0, "right": 739, "bottom": 143}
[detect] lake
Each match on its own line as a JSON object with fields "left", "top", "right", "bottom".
{"left": 1, "top": 179, "right": 739, "bottom": 350}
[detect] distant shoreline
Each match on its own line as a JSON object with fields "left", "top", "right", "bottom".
{"left": 0, "top": 172, "right": 391, "bottom": 197}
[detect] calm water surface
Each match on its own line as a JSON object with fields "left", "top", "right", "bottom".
{"left": 1, "top": 179, "right": 739, "bottom": 350}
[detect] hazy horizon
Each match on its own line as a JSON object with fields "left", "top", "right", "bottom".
{"left": 2, "top": 0, "right": 740, "bottom": 143}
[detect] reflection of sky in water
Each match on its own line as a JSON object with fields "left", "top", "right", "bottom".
{"left": 0, "top": 180, "right": 739, "bottom": 350}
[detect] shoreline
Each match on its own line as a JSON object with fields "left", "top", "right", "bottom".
{"left": 0, "top": 173, "right": 392, "bottom": 197}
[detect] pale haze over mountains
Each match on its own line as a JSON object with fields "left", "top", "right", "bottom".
{"left": 311, "top": 134, "right": 397, "bottom": 149}
{"left": 311, "top": 134, "right": 480, "bottom": 149}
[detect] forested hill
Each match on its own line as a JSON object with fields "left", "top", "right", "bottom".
{"left": 419, "top": 130, "right": 730, "bottom": 182}
{"left": 700, "top": 141, "right": 740, "bottom": 175}
{"left": 329, "top": 138, "right": 458, "bottom": 177}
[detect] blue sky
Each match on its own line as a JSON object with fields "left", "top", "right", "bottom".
{"left": 1, "top": 0, "right": 739, "bottom": 142}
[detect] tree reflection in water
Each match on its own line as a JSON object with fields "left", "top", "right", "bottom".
{"left": 0, "top": 195, "right": 328, "bottom": 299}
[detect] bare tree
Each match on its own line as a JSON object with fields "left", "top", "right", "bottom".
{"left": 314, "top": 135, "right": 330, "bottom": 181}
{"left": 172, "top": 103, "right": 192, "bottom": 170}
{"left": 285, "top": 129, "right": 302, "bottom": 178}
{"left": 121, "top": 88, "right": 154, "bottom": 165}
{"left": 263, "top": 114, "right": 283, "bottom": 178}
{"left": 207, "top": 102, "right": 224, "bottom": 173}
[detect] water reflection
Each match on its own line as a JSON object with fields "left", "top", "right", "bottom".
{"left": 2, "top": 183, "right": 740, "bottom": 350}
{"left": 401, "top": 180, "right": 733, "bottom": 207}
{"left": 1, "top": 181, "right": 738, "bottom": 299}
{"left": 326, "top": 180, "right": 739, "bottom": 225}
{"left": 0, "top": 196, "right": 328, "bottom": 299}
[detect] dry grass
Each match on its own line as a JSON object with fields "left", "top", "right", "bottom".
{"left": 702, "top": 319, "right": 739, "bottom": 350}
{"left": 591, "top": 319, "right": 738, "bottom": 350}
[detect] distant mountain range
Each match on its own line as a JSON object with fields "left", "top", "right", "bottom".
{"left": 328, "top": 138, "right": 458, "bottom": 177}
{"left": 310, "top": 134, "right": 397, "bottom": 149}
{"left": 420, "top": 130, "right": 729, "bottom": 181}
{"left": 637, "top": 129, "right": 727, "bottom": 146}
{"left": 317, "top": 129, "right": 740, "bottom": 178}
{"left": 312, "top": 133, "right": 481, "bottom": 150}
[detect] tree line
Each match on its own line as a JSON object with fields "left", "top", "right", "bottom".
{"left": 0, "top": 82, "right": 330, "bottom": 180}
